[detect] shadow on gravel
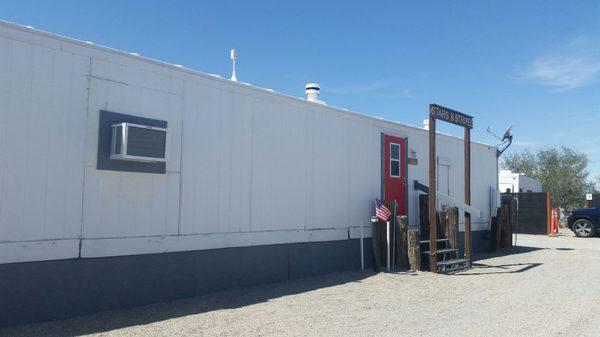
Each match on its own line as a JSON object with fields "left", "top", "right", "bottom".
{"left": 450, "top": 240, "right": 583, "bottom": 276}
{"left": 446, "top": 246, "right": 545, "bottom": 276}
{"left": 452, "top": 262, "right": 543, "bottom": 276}
{"left": 0, "top": 270, "right": 374, "bottom": 337}
{"left": 476, "top": 245, "right": 545, "bottom": 260}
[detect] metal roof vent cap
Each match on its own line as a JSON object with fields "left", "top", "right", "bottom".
{"left": 230, "top": 49, "right": 238, "bottom": 82}
{"left": 306, "top": 82, "right": 325, "bottom": 104}
{"left": 423, "top": 118, "right": 430, "bottom": 130}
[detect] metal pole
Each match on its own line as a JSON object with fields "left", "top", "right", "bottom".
{"left": 428, "top": 114, "right": 437, "bottom": 273}
{"left": 360, "top": 220, "right": 364, "bottom": 270}
{"left": 464, "top": 127, "right": 472, "bottom": 264}
{"left": 386, "top": 221, "right": 391, "bottom": 271}
{"left": 514, "top": 197, "right": 519, "bottom": 246}
{"left": 392, "top": 200, "right": 397, "bottom": 270}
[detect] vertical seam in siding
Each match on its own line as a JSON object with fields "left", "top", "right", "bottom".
{"left": 78, "top": 56, "right": 93, "bottom": 258}
{"left": 304, "top": 108, "right": 312, "bottom": 231}
{"left": 304, "top": 107, "right": 310, "bottom": 231}
{"left": 405, "top": 137, "right": 410, "bottom": 227}
{"left": 248, "top": 100, "right": 255, "bottom": 232}
{"left": 177, "top": 81, "right": 185, "bottom": 235}
{"left": 346, "top": 120, "right": 351, "bottom": 237}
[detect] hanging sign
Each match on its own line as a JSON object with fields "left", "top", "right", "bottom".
{"left": 429, "top": 104, "right": 473, "bottom": 129}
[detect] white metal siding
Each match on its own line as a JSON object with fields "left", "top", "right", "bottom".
{"left": 81, "top": 60, "right": 183, "bottom": 239}
{"left": 0, "top": 34, "right": 88, "bottom": 244}
{"left": 180, "top": 82, "right": 255, "bottom": 234}
{"left": 499, "top": 171, "right": 542, "bottom": 193}
{"left": 0, "top": 21, "right": 499, "bottom": 263}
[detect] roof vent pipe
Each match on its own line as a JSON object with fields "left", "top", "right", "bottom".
{"left": 306, "top": 82, "right": 325, "bottom": 104}
{"left": 230, "top": 49, "right": 238, "bottom": 82}
{"left": 423, "top": 118, "right": 430, "bottom": 130}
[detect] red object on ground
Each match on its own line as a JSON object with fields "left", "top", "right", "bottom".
{"left": 546, "top": 192, "right": 551, "bottom": 235}
{"left": 550, "top": 208, "right": 559, "bottom": 235}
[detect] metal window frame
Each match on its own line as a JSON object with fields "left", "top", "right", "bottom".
{"left": 110, "top": 122, "right": 167, "bottom": 163}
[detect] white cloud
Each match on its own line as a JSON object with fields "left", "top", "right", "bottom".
{"left": 525, "top": 37, "right": 600, "bottom": 91}
{"left": 582, "top": 147, "right": 600, "bottom": 155}
{"left": 527, "top": 57, "right": 600, "bottom": 90}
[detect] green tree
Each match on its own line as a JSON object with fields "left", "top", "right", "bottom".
{"left": 502, "top": 146, "right": 593, "bottom": 210}
{"left": 503, "top": 148, "right": 538, "bottom": 177}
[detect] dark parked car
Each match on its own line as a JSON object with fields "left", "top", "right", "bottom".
{"left": 568, "top": 208, "right": 600, "bottom": 237}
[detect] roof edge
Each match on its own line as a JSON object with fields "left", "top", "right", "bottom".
{"left": 0, "top": 19, "right": 494, "bottom": 149}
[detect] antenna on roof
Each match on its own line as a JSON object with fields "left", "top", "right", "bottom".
{"left": 487, "top": 124, "right": 513, "bottom": 157}
{"left": 230, "top": 49, "right": 238, "bottom": 82}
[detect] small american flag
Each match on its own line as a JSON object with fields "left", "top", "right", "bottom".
{"left": 375, "top": 199, "right": 391, "bottom": 222}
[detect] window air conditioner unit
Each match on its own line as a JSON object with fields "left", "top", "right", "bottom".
{"left": 110, "top": 122, "right": 167, "bottom": 163}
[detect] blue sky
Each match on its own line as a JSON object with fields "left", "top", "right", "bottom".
{"left": 2, "top": 1, "right": 600, "bottom": 179}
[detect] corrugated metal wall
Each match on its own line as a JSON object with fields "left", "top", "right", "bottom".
{"left": 0, "top": 21, "right": 498, "bottom": 264}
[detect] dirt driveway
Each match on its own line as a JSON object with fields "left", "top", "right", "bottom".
{"left": 2, "top": 232, "right": 599, "bottom": 337}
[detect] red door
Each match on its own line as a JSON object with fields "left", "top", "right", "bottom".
{"left": 383, "top": 134, "right": 407, "bottom": 215}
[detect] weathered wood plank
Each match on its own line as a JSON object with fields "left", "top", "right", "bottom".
{"left": 446, "top": 207, "right": 459, "bottom": 250}
{"left": 408, "top": 228, "right": 421, "bottom": 271}
{"left": 395, "top": 216, "right": 408, "bottom": 269}
{"left": 371, "top": 220, "right": 381, "bottom": 272}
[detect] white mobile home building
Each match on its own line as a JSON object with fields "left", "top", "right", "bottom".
{"left": 499, "top": 170, "right": 542, "bottom": 193}
{"left": 0, "top": 20, "right": 498, "bottom": 326}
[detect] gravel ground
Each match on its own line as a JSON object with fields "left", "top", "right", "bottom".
{"left": 2, "top": 230, "right": 600, "bottom": 337}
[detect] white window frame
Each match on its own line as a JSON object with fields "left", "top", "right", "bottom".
{"left": 389, "top": 142, "right": 401, "bottom": 178}
{"left": 110, "top": 122, "right": 167, "bottom": 163}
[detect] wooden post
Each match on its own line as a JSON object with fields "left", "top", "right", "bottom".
{"left": 501, "top": 204, "right": 513, "bottom": 248}
{"left": 446, "top": 207, "right": 459, "bottom": 250}
{"left": 464, "top": 128, "right": 472, "bottom": 264}
{"left": 509, "top": 198, "right": 517, "bottom": 247}
{"left": 407, "top": 228, "right": 421, "bottom": 271}
{"left": 396, "top": 216, "right": 408, "bottom": 269}
{"left": 428, "top": 104, "right": 474, "bottom": 271}
{"left": 428, "top": 115, "right": 437, "bottom": 272}
{"left": 437, "top": 211, "right": 446, "bottom": 240}
{"left": 371, "top": 219, "right": 381, "bottom": 272}
{"left": 496, "top": 206, "right": 504, "bottom": 251}
{"left": 489, "top": 211, "right": 499, "bottom": 252}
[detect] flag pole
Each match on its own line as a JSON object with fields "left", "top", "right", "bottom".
{"left": 392, "top": 200, "right": 397, "bottom": 270}
{"left": 386, "top": 220, "right": 391, "bottom": 271}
